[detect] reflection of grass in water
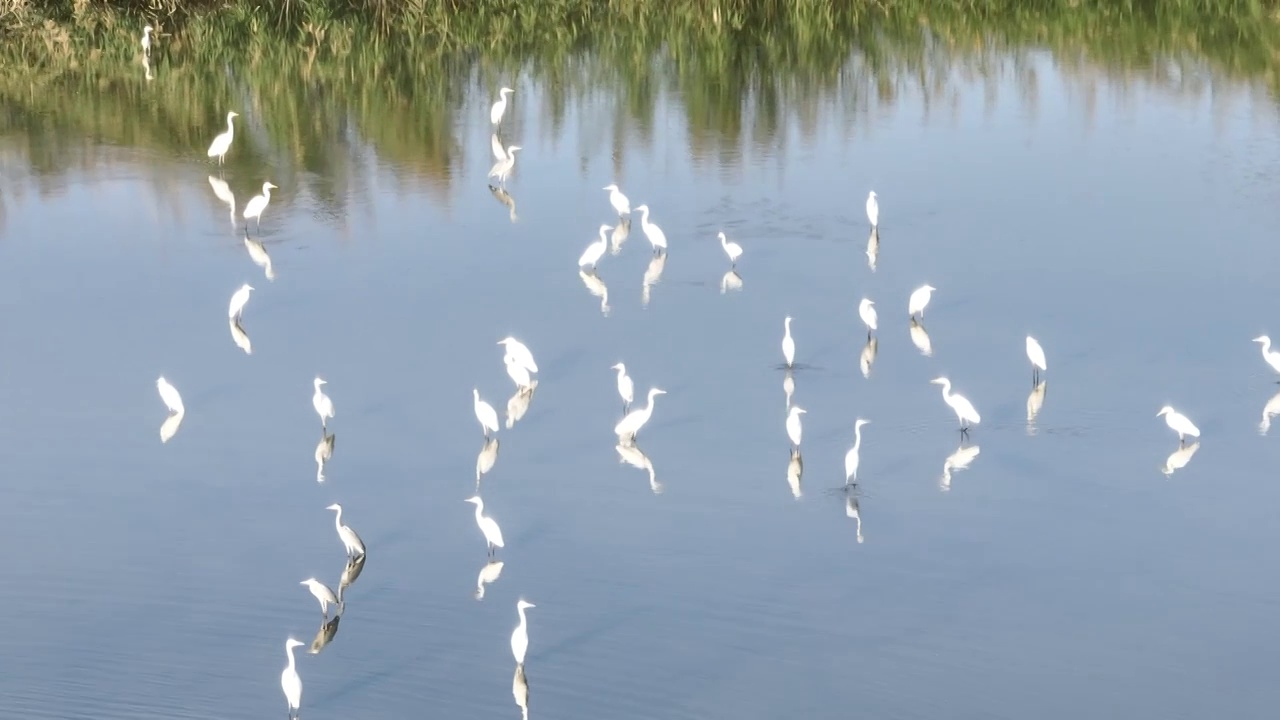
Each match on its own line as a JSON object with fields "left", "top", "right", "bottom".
{"left": 3, "top": 1, "right": 1279, "bottom": 214}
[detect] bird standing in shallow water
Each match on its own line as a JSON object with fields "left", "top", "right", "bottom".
{"left": 156, "top": 376, "right": 184, "bottom": 415}
{"left": 909, "top": 284, "right": 935, "bottom": 320}
{"left": 781, "top": 316, "right": 796, "bottom": 368}
{"left": 300, "top": 578, "right": 339, "bottom": 618}
{"left": 242, "top": 181, "right": 277, "bottom": 232}
{"left": 858, "top": 299, "right": 877, "bottom": 339}
{"left": 931, "top": 377, "right": 981, "bottom": 434}
{"left": 611, "top": 363, "right": 634, "bottom": 412}
{"left": 578, "top": 225, "right": 610, "bottom": 270}
{"left": 228, "top": 283, "right": 253, "bottom": 321}
{"left": 312, "top": 378, "right": 335, "bottom": 429}
{"left": 615, "top": 388, "right": 666, "bottom": 443}
{"left": 511, "top": 599, "right": 536, "bottom": 666}
{"left": 498, "top": 337, "right": 538, "bottom": 375}
{"left": 141, "top": 25, "right": 153, "bottom": 56}
{"left": 1252, "top": 336, "right": 1280, "bottom": 378}
{"left": 604, "top": 184, "right": 631, "bottom": 218}
{"left": 844, "top": 418, "right": 870, "bottom": 486}
{"left": 326, "top": 503, "right": 365, "bottom": 558}
{"left": 465, "top": 496, "right": 505, "bottom": 556}
{"left": 207, "top": 111, "right": 238, "bottom": 165}
{"left": 474, "top": 389, "right": 500, "bottom": 438}
{"left": 866, "top": 191, "right": 879, "bottom": 229}
{"left": 491, "top": 87, "right": 514, "bottom": 127}
{"left": 634, "top": 205, "right": 667, "bottom": 254}
{"left": 281, "top": 638, "right": 304, "bottom": 719}
{"left": 786, "top": 406, "right": 806, "bottom": 449}
{"left": 718, "top": 231, "right": 742, "bottom": 267}
{"left": 1026, "top": 336, "right": 1047, "bottom": 384}
{"left": 1157, "top": 406, "right": 1200, "bottom": 444}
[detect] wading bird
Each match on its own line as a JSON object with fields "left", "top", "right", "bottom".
{"left": 611, "top": 363, "right": 634, "bottom": 411}
{"left": 511, "top": 599, "right": 536, "bottom": 666}
{"left": 1157, "top": 406, "right": 1200, "bottom": 444}
{"left": 326, "top": 503, "right": 365, "bottom": 558}
{"left": 227, "top": 283, "right": 253, "bottom": 321}
{"left": 474, "top": 389, "right": 500, "bottom": 438}
{"left": 465, "top": 495, "right": 505, "bottom": 556}
{"left": 207, "top": 111, "right": 238, "bottom": 165}
{"left": 242, "top": 181, "right": 277, "bottom": 232}
{"left": 312, "top": 377, "right": 334, "bottom": 429}
{"left": 909, "top": 284, "right": 935, "bottom": 320}
{"left": 931, "top": 377, "right": 981, "bottom": 434}
{"left": 491, "top": 87, "right": 514, "bottom": 127}
{"left": 634, "top": 205, "right": 667, "bottom": 254}
{"left": 1026, "top": 336, "right": 1048, "bottom": 383}
{"left": 300, "top": 578, "right": 339, "bottom": 618}
{"left": 281, "top": 638, "right": 305, "bottom": 719}
{"left": 615, "top": 388, "right": 666, "bottom": 443}
{"left": 718, "top": 231, "right": 743, "bottom": 267}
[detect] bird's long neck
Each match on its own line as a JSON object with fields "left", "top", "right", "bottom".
{"left": 853, "top": 426, "right": 862, "bottom": 451}
{"left": 516, "top": 607, "right": 528, "bottom": 629}
{"left": 226, "top": 115, "right": 235, "bottom": 134}
{"left": 640, "top": 207, "right": 650, "bottom": 224}
{"left": 285, "top": 645, "right": 297, "bottom": 670}
{"left": 939, "top": 381, "right": 952, "bottom": 401}
{"left": 474, "top": 502, "right": 485, "bottom": 521}
{"left": 1264, "top": 339, "right": 1273, "bottom": 355}
{"left": 333, "top": 508, "right": 343, "bottom": 530}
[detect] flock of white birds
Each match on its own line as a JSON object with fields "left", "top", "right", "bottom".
{"left": 140, "top": 31, "right": 1272, "bottom": 709}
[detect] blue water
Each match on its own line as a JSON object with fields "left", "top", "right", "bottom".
{"left": 2, "top": 50, "right": 1280, "bottom": 719}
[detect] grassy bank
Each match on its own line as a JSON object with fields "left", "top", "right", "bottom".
{"left": 3, "top": 0, "right": 1279, "bottom": 210}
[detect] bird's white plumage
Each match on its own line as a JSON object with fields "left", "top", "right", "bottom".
{"left": 604, "top": 184, "right": 631, "bottom": 215}
{"left": 300, "top": 578, "right": 339, "bottom": 616}
{"left": 1026, "top": 336, "right": 1048, "bottom": 372}
{"left": 511, "top": 599, "right": 536, "bottom": 665}
{"left": 858, "top": 299, "right": 877, "bottom": 332}
{"left": 615, "top": 388, "right": 666, "bottom": 439}
{"left": 1253, "top": 336, "right": 1280, "bottom": 375}
{"left": 281, "top": 638, "right": 304, "bottom": 714}
{"left": 242, "top": 181, "right": 277, "bottom": 227}
{"left": 141, "top": 25, "right": 153, "bottom": 54}
{"left": 488, "top": 146, "right": 521, "bottom": 186}
{"left": 491, "top": 87, "right": 513, "bottom": 125}
{"left": 781, "top": 316, "right": 795, "bottom": 368}
{"left": 908, "top": 284, "right": 935, "bottom": 318}
{"left": 932, "top": 377, "right": 981, "bottom": 428}
{"left": 1157, "top": 406, "right": 1200, "bottom": 441}
{"left": 474, "top": 389, "right": 500, "bottom": 436}
{"left": 207, "top": 111, "right": 238, "bottom": 163}
{"left": 718, "top": 232, "right": 743, "bottom": 265}
{"left": 578, "top": 225, "right": 610, "bottom": 269}
{"left": 156, "top": 376, "right": 184, "bottom": 414}
{"left": 844, "top": 418, "right": 870, "bottom": 483}
{"left": 498, "top": 337, "right": 538, "bottom": 374}
{"left": 866, "top": 191, "right": 879, "bottom": 228}
{"left": 228, "top": 283, "right": 254, "bottom": 320}
{"left": 611, "top": 363, "right": 634, "bottom": 407}
{"left": 312, "top": 377, "right": 335, "bottom": 426}
{"left": 504, "top": 355, "right": 533, "bottom": 390}
{"left": 326, "top": 503, "right": 365, "bottom": 557}
{"left": 465, "top": 496, "right": 505, "bottom": 550}
{"left": 786, "top": 406, "right": 806, "bottom": 447}
{"left": 634, "top": 205, "right": 667, "bottom": 252}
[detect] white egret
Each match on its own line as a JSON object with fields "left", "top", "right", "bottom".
{"left": 491, "top": 87, "right": 514, "bottom": 126}
{"left": 615, "top": 387, "right": 667, "bottom": 442}
{"left": 931, "top": 377, "right": 981, "bottom": 433}
{"left": 1026, "top": 336, "right": 1047, "bottom": 383}
{"left": 207, "top": 111, "right": 238, "bottom": 165}
{"left": 908, "top": 284, "right": 935, "bottom": 319}
{"left": 866, "top": 191, "right": 879, "bottom": 229}
{"left": 242, "top": 181, "right": 277, "bottom": 232}
{"left": 326, "top": 503, "right": 365, "bottom": 558}
{"left": 227, "top": 283, "right": 253, "bottom": 320}
{"left": 510, "top": 599, "right": 536, "bottom": 665}
{"left": 474, "top": 389, "right": 500, "bottom": 437}
{"left": 476, "top": 559, "right": 505, "bottom": 600}
{"left": 281, "top": 638, "right": 305, "bottom": 719}
{"left": 489, "top": 146, "right": 522, "bottom": 188}
{"left": 858, "top": 299, "right": 877, "bottom": 338}
{"left": 633, "top": 204, "right": 667, "bottom": 254}
{"left": 141, "top": 24, "right": 153, "bottom": 55}
{"left": 1157, "top": 406, "right": 1200, "bottom": 444}
{"left": 577, "top": 224, "right": 610, "bottom": 270}
{"left": 1252, "top": 336, "right": 1280, "bottom": 377}
{"left": 498, "top": 337, "right": 538, "bottom": 374}
{"left": 718, "top": 231, "right": 743, "bottom": 267}
{"left": 611, "top": 362, "right": 634, "bottom": 411}
{"left": 156, "top": 376, "right": 184, "bottom": 415}
{"left": 312, "top": 377, "right": 335, "bottom": 429}
{"left": 464, "top": 495, "right": 505, "bottom": 555}
{"left": 604, "top": 184, "right": 631, "bottom": 217}
{"left": 781, "top": 316, "right": 796, "bottom": 368}
{"left": 844, "top": 418, "right": 870, "bottom": 485}
{"left": 786, "top": 406, "right": 806, "bottom": 448}
{"left": 300, "top": 578, "right": 339, "bottom": 618}
{"left": 504, "top": 354, "right": 533, "bottom": 391}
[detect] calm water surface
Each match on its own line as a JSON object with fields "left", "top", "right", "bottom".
{"left": 3, "top": 39, "right": 1280, "bottom": 720}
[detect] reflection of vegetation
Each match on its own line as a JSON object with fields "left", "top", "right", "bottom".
{"left": 2, "top": 1, "right": 1279, "bottom": 214}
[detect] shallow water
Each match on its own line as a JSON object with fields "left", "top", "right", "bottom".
{"left": 3, "top": 37, "right": 1280, "bottom": 720}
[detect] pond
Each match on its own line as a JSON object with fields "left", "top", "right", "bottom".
{"left": 3, "top": 15, "right": 1280, "bottom": 720}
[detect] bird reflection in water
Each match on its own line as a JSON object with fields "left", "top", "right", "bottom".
{"left": 506, "top": 382, "right": 538, "bottom": 429}
{"left": 941, "top": 444, "right": 981, "bottom": 491}
{"left": 609, "top": 222, "right": 629, "bottom": 255}
{"left": 228, "top": 317, "right": 252, "bottom": 355}
{"left": 315, "top": 431, "right": 335, "bottom": 483}
{"left": 1162, "top": 442, "right": 1200, "bottom": 476}
{"left": 475, "top": 559, "right": 505, "bottom": 600}
{"left": 141, "top": 54, "right": 154, "bottom": 82}
{"left": 860, "top": 337, "right": 878, "bottom": 378}
{"left": 1026, "top": 380, "right": 1047, "bottom": 435}
{"left": 1260, "top": 389, "right": 1280, "bottom": 435}
{"left": 159, "top": 411, "right": 184, "bottom": 443}
{"left": 476, "top": 436, "right": 500, "bottom": 488}
{"left": 578, "top": 270, "right": 610, "bottom": 316}
{"left": 243, "top": 233, "right": 276, "bottom": 281}
{"left": 866, "top": 228, "right": 879, "bottom": 272}
{"left": 338, "top": 553, "right": 366, "bottom": 603}
{"left": 489, "top": 184, "right": 518, "bottom": 224}
{"left": 616, "top": 442, "right": 662, "bottom": 494}
{"left": 786, "top": 450, "right": 803, "bottom": 499}
{"left": 909, "top": 318, "right": 933, "bottom": 357}
{"left": 207, "top": 175, "right": 236, "bottom": 230}
{"left": 309, "top": 614, "right": 341, "bottom": 655}
{"left": 845, "top": 494, "right": 864, "bottom": 543}
{"left": 783, "top": 369, "right": 795, "bottom": 410}
{"left": 641, "top": 252, "right": 667, "bottom": 307}
{"left": 720, "top": 270, "right": 743, "bottom": 294}
{"left": 513, "top": 663, "right": 530, "bottom": 720}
